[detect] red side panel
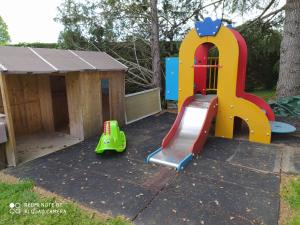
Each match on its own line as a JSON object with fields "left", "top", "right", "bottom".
{"left": 162, "top": 96, "right": 194, "bottom": 148}
{"left": 190, "top": 97, "right": 218, "bottom": 154}
{"left": 242, "top": 94, "right": 275, "bottom": 121}
{"left": 233, "top": 29, "right": 247, "bottom": 93}
{"left": 230, "top": 29, "right": 275, "bottom": 121}
{"left": 242, "top": 93, "right": 275, "bottom": 120}
{"left": 194, "top": 44, "right": 209, "bottom": 95}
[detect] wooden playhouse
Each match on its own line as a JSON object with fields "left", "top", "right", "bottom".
{"left": 0, "top": 46, "right": 127, "bottom": 167}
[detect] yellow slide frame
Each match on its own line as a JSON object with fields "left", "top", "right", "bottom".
{"left": 178, "top": 26, "right": 271, "bottom": 144}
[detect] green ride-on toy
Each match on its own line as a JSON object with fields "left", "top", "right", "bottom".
{"left": 95, "top": 120, "right": 126, "bottom": 154}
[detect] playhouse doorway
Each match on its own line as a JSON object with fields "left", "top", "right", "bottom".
{"left": 4, "top": 74, "right": 81, "bottom": 164}
{"left": 50, "top": 76, "right": 70, "bottom": 134}
{"left": 101, "top": 79, "right": 110, "bottom": 122}
{"left": 233, "top": 117, "right": 249, "bottom": 140}
{"left": 194, "top": 43, "right": 219, "bottom": 95}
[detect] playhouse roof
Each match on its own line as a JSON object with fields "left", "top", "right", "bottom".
{"left": 0, "top": 46, "right": 127, "bottom": 74}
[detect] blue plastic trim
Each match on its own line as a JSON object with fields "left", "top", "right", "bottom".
{"left": 165, "top": 57, "right": 179, "bottom": 100}
{"left": 270, "top": 121, "right": 296, "bottom": 134}
{"left": 145, "top": 147, "right": 162, "bottom": 163}
{"left": 176, "top": 153, "right": 193, "bottom": 172}
{"left": 227, "top": 24, "right": 233, "bottom": 29}
{"left": 195, "top": 17, "right": 222, "bottom": 37}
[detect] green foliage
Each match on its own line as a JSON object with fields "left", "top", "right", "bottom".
{"left": 55, "top": 0, "right": 283, "bottom": 93}
{"left": 55, "top": 0, "right": 212, "bottom": 48}
{"left": 159, "top": 0, "right": 205, "bottom": 41}
{"left": 284, "top": 178, "right": 300, "bottom": 209}
{"left": 269, "top": 96, "right": 300, "bottom": 117}
{"left": 239, "top": 21, "right": 281, "bottom": 91}
{"left": 0, "top": 181, "right": 131, "bottom": 225}
{"left": 223, "top": 0, "right": 282, "bottom": 20}
{"left": 58, "top": 29, "right": 92, "bottom": 50}
{"left": 55, "top": 0, "right": 107, "bottom": 50}
{"left": 251, "top": 89, "right": 275, "bottom": 101}
{"left": 11, "top": 42, "right": 59, "bottom": 49}
{"left": 287, "top": 214, "right": 300, "bottom": 225}
{"left": 0, "top": 15, "right": 10, "bottom": 45}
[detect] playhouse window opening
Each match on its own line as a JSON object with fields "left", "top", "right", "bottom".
{"left": 101, "top": 79, "right": 110, "bottom": 122}
{"left": 194, "top": 43, "right": 219, "bottom": 95}
{"left": 50, "top": 76, "right": 70, "bottom": 134}
{"left": 206, "top": 46, "right": 219, "bottom": 94}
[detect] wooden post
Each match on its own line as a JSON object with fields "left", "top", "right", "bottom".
{"left": 65, "top": 73, "right": 84, "bottom": 140}
{"left": 109, "top": 71, "right": 125, "bottom": 125}
{"left": 79, "top": 72, "right": 102, "bottom": 138}
{"left": 0, "top": 73, "right": 16, "bottom": 166}
{"left": 98, "top": 71, "right": 125, "bottom": 126}
{"left": 38, "top": 75, "right": 55, "bottom": 132}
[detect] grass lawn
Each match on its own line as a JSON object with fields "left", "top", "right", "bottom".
{"left": 250, "top": 89, "right": 276, "bottom": 101}
{"left": 281, "top": 176, "right": 300, "bottom": 225}
{"left": 0, "top": 180, "right": 131, "bottom": 225}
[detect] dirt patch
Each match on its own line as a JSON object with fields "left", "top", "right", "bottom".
{"left": 278, "top": 174, "right": 296, "bottom": 225}
{"left": 165, "top": 109, "right": 177, "bottom": 114}
{"left": 0, "top": 171, "right": 19, "bottom": 183}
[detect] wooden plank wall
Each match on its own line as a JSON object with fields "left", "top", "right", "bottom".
{"left": 65, "top": 73, "right": 84, "bottom": 139}
{"left": 50, "top": 76, "right": 69, "bottom": 131}
{"left": 0, "top": 144, "right": 7, "bottom": 169}
{"left": 80, "top": 72, "right": 102, "bottom": 138}
{"left": 65, "top": 71, "right": 125, "bottom": 139}
{"left": 0, "top": 91, "right": 3, "bottom": 113}
{"left": 100, "top": 71, "right": 125, "bottom": 126}
{"left": 0, "top": 73, "right": 17, "bottom": 166}
{"left": 5, "top": 75, "right": 43, "bottom": 136}
{"left": 0, "top": 74, "right": 56, "bottom": 137}
{"left": 38, "top": 76, "right": 55, "bottom": 132}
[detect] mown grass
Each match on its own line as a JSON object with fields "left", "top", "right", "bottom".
{"left": 281, "top": 176, "right": 300, "bottom": 225}
{"left": 0, "top": 180, "right": 131, "bottom": 225}
{"left": 251, "top": 89, "right": 276, "bottom": 101}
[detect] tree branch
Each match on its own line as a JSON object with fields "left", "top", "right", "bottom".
{"left": 257, "top": 0, "right": 276, "bottom": 20}
{"left": 245, "top": 4, "right": 285, "bottom": 28}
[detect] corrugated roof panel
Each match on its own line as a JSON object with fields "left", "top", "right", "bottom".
{"left": 74, "top": 50, "right": 127, "bottom": 71}
{"left": 0, "top": 46, "right": 55, "bottom": 73}
{"left": 0, "top": 46, "right": 127, "bottom": 74}
{"left": 33, "top": 48, "right": 94, "bottom": 71}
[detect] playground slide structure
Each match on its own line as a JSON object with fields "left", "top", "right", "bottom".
{"left": 147, "top": 17, "right": 296, "bottom": 171}
{"left": 146, "top": 95, "right": 217, "bottom": 171}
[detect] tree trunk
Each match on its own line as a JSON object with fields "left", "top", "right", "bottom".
{"left": 276, "top": 0, "right": 300, "bottom": 98}
{"left": 150, "top": 0, "right": 161, "bottom": 89}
